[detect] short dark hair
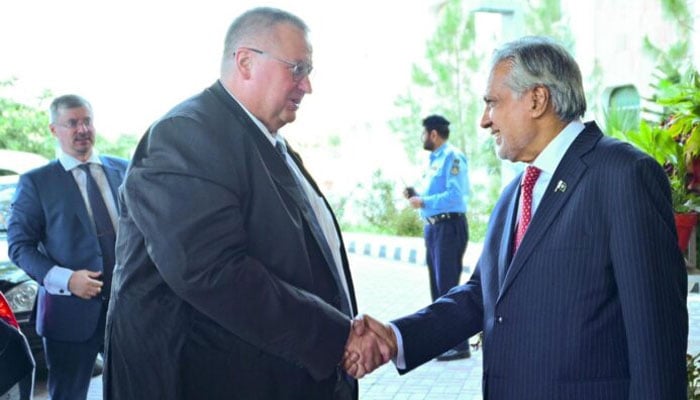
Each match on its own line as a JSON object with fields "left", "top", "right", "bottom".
{"left": 422, "top": 114, "right": 450, "bottom": 139}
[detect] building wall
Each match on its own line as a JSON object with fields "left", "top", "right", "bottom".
{"left": 567, "top": 0, "right": 688, "bottom": 118}
{"left": 474, "top": 0, "right": 693, "bottom": 120}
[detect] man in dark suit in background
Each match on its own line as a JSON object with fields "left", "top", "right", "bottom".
{"left": 8, "top": 94, "right": 128, "bottom": 400}
{"left": 346, "top": 36, "right": 688, "bottom": 399}
{"left": 104, "top": 7, "right": 390, "bottom": 400}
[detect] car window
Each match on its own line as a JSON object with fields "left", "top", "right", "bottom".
{"left": 0, "top": 177, "right": 18, "bottom": 232}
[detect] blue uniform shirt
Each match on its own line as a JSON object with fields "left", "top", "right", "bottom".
{"left": 418, "top": 143, "right": 470, "bottom": 219}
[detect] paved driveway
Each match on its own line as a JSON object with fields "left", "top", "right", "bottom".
{"left": 34, "top": 252, "right": 700, "bottom": 399}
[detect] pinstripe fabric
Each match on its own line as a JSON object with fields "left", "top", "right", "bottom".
{"left": 393, "top": 122, "right": 688, "bottom": 399}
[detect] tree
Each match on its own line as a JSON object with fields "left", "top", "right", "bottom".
{"left": 353, "top": 169, "right": 422, "bottom": 236}
{"left": 386, "top": 0, "right": 581, "bottom": 241}
{"left": 0, "top": 80, "right": 55, "bottom": 159}
{"left": 523, "top": 0, "right": 574, "bottom": 50}
{"left": 641, "top": 0, "right": 693, "bottom": 125}
{"left": 0, "top": 80, "right": 137, "bottom": 159}
{"left": 388, "top": 0, "right": 497, "bottom": 241}
{"left": 390, "top": 0, "right": 483, "bottom": 163}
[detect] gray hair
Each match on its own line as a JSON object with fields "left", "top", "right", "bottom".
{"left": 221, "top": 7, "right": 308, "bottom": 73}
{"left": 491, "top": 36, "right": 586, "bottom": 121}
{"left": 49, "top": 94, "right": 92, "bottom": 124}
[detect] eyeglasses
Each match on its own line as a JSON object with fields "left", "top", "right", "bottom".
{"left": 238, "top": 47, "right": 313, "bottom": 82}
{"left": 56, "top": 118, "right": 93, "bottom": 129}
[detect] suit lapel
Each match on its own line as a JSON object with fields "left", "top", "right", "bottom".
{"left": 278, "top": 141, "right": 348, "bottom": 286}
{"left": 99, "top": 156, "right": 124, "bottom": 207}
{"left": 270, "top": 142, "right": 321, "bottom": 220}
{"left": 285, "top": 143, "right": 358, "bottom": 313}
{"left": 206, "top": 82, "right": 348, "bottom": 302}
{"left": 498, "top": 124, "right": 602, "bottom": 300}
{"left": 497, "top": 181, "right": 520, "bottom": 290}
{"left": 55, "top": 162, "right": 95, "bottom": 235}
{"left": 206, "top": 82, "right": 313, "bottom": 214}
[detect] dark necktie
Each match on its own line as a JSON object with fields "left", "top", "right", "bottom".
{"left": 78, "top": 163, "right": 116, "bottom": 299}
{"left": 274, "top": 141, "right": 352, "bottom": 316}
{"left": 514, "top": 166, "right": 541, "bottom": 253}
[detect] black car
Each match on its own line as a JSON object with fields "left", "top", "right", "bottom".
{"left": 0, "top": 290, "right": 34, "bottom": 400}
{"left": 0, "top": 174, "right": 44, "bottom": 369}
{"left": 0, "top": 159, "right": 103, "bottom": 377}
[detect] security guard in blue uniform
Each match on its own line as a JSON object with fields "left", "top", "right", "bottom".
{"left": 404, "top": 114, "right": 471, "bottom": 361}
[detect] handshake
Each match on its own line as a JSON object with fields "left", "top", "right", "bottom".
{"left": 342, "top": 314, "right": 398, "bottom": 378}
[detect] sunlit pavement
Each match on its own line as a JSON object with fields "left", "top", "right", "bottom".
{"left": 34, "top": 246, "right": 700, "bottom": 400}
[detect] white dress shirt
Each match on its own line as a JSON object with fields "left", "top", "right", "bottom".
{"left": 526, "top": 120, "right": 585, "bottom": 217}
{"left": 43, "top": 149, "right": 118, "bottom": 296}
{"left": 221, "top": 88, "right": 353, "bottom": 315}
{"left": 391, "top": 120, "right": 586, "bottom": 369}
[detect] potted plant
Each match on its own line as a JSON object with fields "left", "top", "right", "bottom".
{"left": 608, "top": 66, "right": 700, "bottom": 252}
{"left": 654, "top": 67, "right": 700, "bottom": 253}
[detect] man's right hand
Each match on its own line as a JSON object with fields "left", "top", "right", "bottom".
{"left": 343, "top": 314, "right": 397, "bottom": 378}
{"left": 68, "top": 270, "right": 103, "bottom": 299}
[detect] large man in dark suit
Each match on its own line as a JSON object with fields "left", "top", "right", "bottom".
{"left": 103, "top": 7, "right": 388, "bottom": 400}
{"left": 8, "top": 94, "right": 128, "bottom": 400}
{"left": 346, "top": 36, "right": 688, "bottom": 399}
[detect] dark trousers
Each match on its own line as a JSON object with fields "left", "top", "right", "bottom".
{"left": 44, "top": 306, "right": 105, "bottom": 400}
{"left": 424, "top": 216, "right": 468, "bottom": 299}
{"left": 425, "top": 216, "right": 470, "bottom": 352}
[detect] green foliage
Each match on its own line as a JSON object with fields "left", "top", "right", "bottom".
{"left": 0, "top": 81, "right": 55, "bottom": 159}
{"left": 607, "top": 0, "right": 700, "bottom": 217}
{"left": 611, "top": 119, "right": 699, "bottom": 212}
{"left": 653, "top": 67, "right": 700, "bottom": 213}
{"left": 98, "top": 134, "right": 138, "bottom": 160}
{"left": 389, "top": 0, "right": 482, "bottom": 162}
{"left": 654, "top": 69, "right": 700, "bottom": 158}
{"left": 603, "top": 96, "right": 640, "bottom": 137}
{"left": 659, "top": 0, "right": 693, "bottom": 36}
{"left": 642, "top": 0, "right": 692, "bottom": 88}
{"left": 360, "top": 170, "right": 397, "bottom": 228}
{"left": 689, "top": 352, "right": 700, "bottom": 399}
{"left": 0, "top": 80, "right": 137, "bottom": 160}
{"left": 354, "top": 169, "right": 422, "bottom": 237}
{"left": 609, "top": 64, "right": 700, "bottom": 214}
{"left": 394, "top": 207, "right": 423, "bottom": 237}
{"left": 586, "top": 58, "right": 606, "bottom": 122}
{"left": 386, "top": 0, "right": 581, "bottom": 243}
{"left": 327, "top": 192, "right": 348, "bottom": 228}
{"left": 388, "top": 0, "right": 498, "bottom": 241}
{"left": 523, "top": 0, "right": 575, "bottom": 50}
{"left": 390, "top": 91, "right": 423, "bottom": 165}
{"left": 611, "top": 120, "right": 676, "bottom": 165}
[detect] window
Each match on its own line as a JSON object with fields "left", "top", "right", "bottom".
{"left": 603, "top": 84, "right": 641, "bottom": 133}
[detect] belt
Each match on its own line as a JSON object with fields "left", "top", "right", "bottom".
{"left": 425, "top": 212, "right": 465, "bottom": 225}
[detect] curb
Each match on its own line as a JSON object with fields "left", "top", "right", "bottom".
{"left": 343, "top": 232, "right": 479, "bottom": 274}
{"left": 344, "top": 233, "right": 700, "bottom": 293}
{"left": 690, "top": 273, "right": 700, "bottom": 294}
{"left": 347, "top": 240, "right": 425, "bottom": 265}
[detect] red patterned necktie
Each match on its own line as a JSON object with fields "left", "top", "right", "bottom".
{"left": 514, "top": 166, "right": 541, "bottom": 252}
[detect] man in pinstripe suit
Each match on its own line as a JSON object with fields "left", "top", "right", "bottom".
{"left": 344, "top": 36, "right": 688, "bottom": 399}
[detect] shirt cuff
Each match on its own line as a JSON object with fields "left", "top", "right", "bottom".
{"left": 43, "top": 266, "right": 73, "bottom": 296}
{"left": 388, "top": 322, "right": 406, "bottom": 369}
